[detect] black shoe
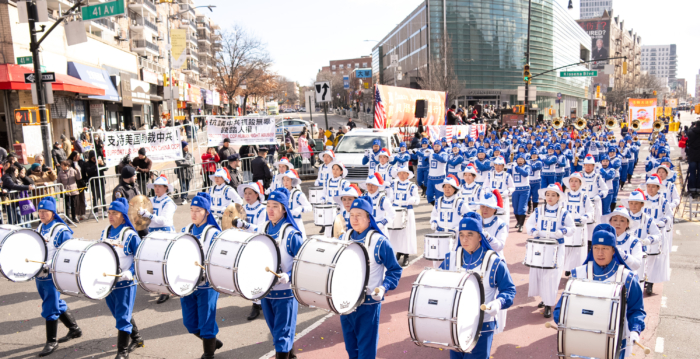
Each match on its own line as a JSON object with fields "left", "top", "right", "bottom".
{"left": 39, "top": 320, "right": 59, "bottom": 357}
{"left": 527, "top": 203, "right": 532, "bottom": 215}
{"left": 544, "top": 306, "right": 552, "bottom": 318}
{"left": 565, "top": 271, "right": 571, "bottom": 277}
{"left": 127, "top": 319, "right": 144, "bottom": 352}
{"left": 517, "top": 224, "right": 523, "bottom": 233}
{"left": 201, "top": 338, "right": 218, "bottom": 359}
{"left": 115, "top": 330, "right": 130, "bottom": 359}
{"left": 402, "top": 254, "right": 409, "bottom": 267}
{"left": 396, "top": 253, "right": 401, "bottom": 261}
{"left": 289, "top": 344, "right": 297, "bottom": 359}
{"left": 537, "top": 301, "right": 544, "bottom": 308}
{"left": 276, "top": 351, "right": 290, "bottom": 359}
{"left": 645, "top": 283, "right": 653, "bottom": 296}
{"left": 193, "top": 333, "right": 223, "bottom": 350}
{"left": 247, "top": 303, "right": 261, "bottom": 320}
{"left": 57, "top": 311, "right": 82, "bottom": 343}
{"left": 156, "top": 294, "right": 170, "bottom": 304}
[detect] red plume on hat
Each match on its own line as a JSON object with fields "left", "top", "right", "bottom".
{"left": 633, "top": 188, "right": 646, "bottom": 200}
{"left": 349, "top": 183, "right": 362, "bottom": 196}
{"left": 555, "top": 182, "right": 563, "bottom": 193}
{"left": 447, "top": 174, "right": 459, "bottom": 184}
{"left": 255, "top": 180, "right": 264, "bottom": 194}
{"left": 651, "top": 174, "right": 662, "bottom": 183}
{"left": 373, "top": 172, "right": 384, "bottom": 185}
{"left": 290, "top": 168, "right": 299, "bottom": 178}
{"left": 222, "top": 167, "right": 231, "bottom": 181}
{"left": 492, "top": 189, "right": 503, "bottom": 208}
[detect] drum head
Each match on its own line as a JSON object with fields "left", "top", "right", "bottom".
{"left": 78, "top": 242, "right": 119, "bottom": 300}
{"left": 164, "top": 234, "right": 203, "bottom": 296}
{"left": 235, "top": 235, "right": 280, "bottom": 300}
{"left": 330, "top": 242, "right": 368, "bottom": 314}
{"left": 455, "top": 273, "right": 484, "bottom": 352}
{"left": 0, "top": 229, "right": 47, "bottom": 282}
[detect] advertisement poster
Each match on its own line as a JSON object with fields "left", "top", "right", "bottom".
{"left": 629, "top": 98, "right": 657, "bottom": 133}
{"left": 579, "top": 20, "right": 610, "bottom": 69}
{"left": 171, "top": 29, "right": 187, "bottom": 70}
{"left": 206, "top": 116, "right": 276, "bottom": 146}
{"left": 374, "top": 84, "right": 446, "bottom": 128}
{"left": 103, "top": 127, "right": 184, "bottom": 167}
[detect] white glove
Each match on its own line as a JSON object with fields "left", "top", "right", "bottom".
{"left": 278, "top": 273, "right": 289, "bottom": 285}
{"left": 593, "top": 195, "right": 601, "bottom": 202}
{"left": 630, "top": 331, "right": 640, "bottom": 344}
{"left": 484, "top": 299, "right": 501, "bottom": 316}
{"left": 483, "top": 231, "right": 492, "bottom": 242}
{"left": 431, "top": 222, "right": 437, "bottom": 231}
{"left": 371, "top": 286, "right": 386, "bottom": 301}
{"left": 265, "top": 188, "right": 271, "bottom": 195}
{"left": 530, "top": 230, "right": 540, "bottom": 237}
{"left": 552, "top": 230, "right": 564, "bottom": 238}
{"left": 120, "top": 271, "right": 133, "bottom": 281}
{"left": 138, "top": 208, "right": 152, "bottom": 218}
{"left": 290, "top": 207, "right": 302, "bottom": 217}
{"left": 621, "top": 250, "right": 629, "bottom": 261}
{"left": 655, "top": 220, "right": 666, "bottom": 228}
{"left": 236, "top": 220, "right": 248, "bottom": 229}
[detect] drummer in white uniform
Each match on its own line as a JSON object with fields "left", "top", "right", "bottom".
{"left": 374, "top": 148, "right": 392, "bottom": 185}
{"left": 430, "top": 174, "right": 471, "bottom": 267}
{"left": 282, "top": 169, "right": 312, "bottom": 237}
{"left": 314, "top": 149, "right": 335, "bottom": 186}
{"left": 320, "top": 161, "right": 350, "bottom": 237}
{"left": 642, "top": 174, "right": 671, "bottom": 295}
{"left": 360, "top": 172, "right": 395, "bottom": 236}
{"left": 562, "top": 172, "right": 594, "bottom": 276}
{"left": 525, "top": 183, "right": 575, "bottom": 318}
{"left": 623, "top": 189, "right": 662, "bottom": 284}
{"left": 34, "top": 197, "right": 82, "bottom": 357}
{"left": 607, "top": 206, "right": 645, "bottom": 275}
{"left": 270, "top": 157, "right": 295, "bottom": 192}
{"left": 209, "top": 168, "right": 244, "bottom": 220}
{"left": 388, "top": 165, "right": 420, "bottom": 267}
{"left": 333, "top": 184, "right": 362, "bottom": 233}
{"left": 483, "top": 156, "right": 515, "bottom": 225}
{"left": 439, "top": 213, "right": 516, "bottom": 359}
{"left": 459, "top": 164, "right": 484, "bottom": 210}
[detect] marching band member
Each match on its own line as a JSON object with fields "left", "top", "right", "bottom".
{"left": 374, "top": 148, "right": 392, "bottom": 184}
{"left": 509, "top": 153, "right": 531, "bottom": 232}
{"left": 554, "top": 224, "right": 646, "bottom": 358}
{"left": 319, "top": 161, "right": 350, "bottom": 237}
{"left": 474, "top": 146, "right": 492, "bottom": 187}
{"left": 314, "top": 149, "right": 335, "bottom": 187}
{"left": 618, "top": 140, "right": 631, "bottom": 189}
{"left": 236, "top": 181, "right": 268, "bottom": 320}
{"left": 282, "top": 169, "right": 312, "bottom": 237}
{"left": 257, "top": 188, "right": 305, "bottom": 359}
{"left": 431, "top": 174, "right": 471, "bottom": 266}
{"left": 34, "top": 197, "right": 82, "bottom": 357}
{"left": 525, "top": 183, "right": 574, "bottom": 318}
{"left": 209, "top": 168, "right": 244, "bottom": 219}
{"left": 360, "top": 172, "right": 396, "bottom": 235}
{"left": 439, "top": 213, "right": 516, "bottom": 358}
{"left": 553, "top": 144, "right": 567, "bottom": 186}
{"left": 271, "top": 157, "right": 296, "bottom": 192}
{"left": 470, "top": 190, "right": 507, "bottom": 258}
{"left": 598, "top": 154, "right": 616, "bottom": 220}
{"left": 656, "top": 163, "right": 679, "bottom": 249}
{"left": 624, "top": 189, "right": 662, "bottom": 282}
{"left": 340, "top": 197, "right": 403, "bottom": 359}
{"left": 607, "top": 146, "right": 622, "bottom": 210}
{"left": 483, "top": 156, "right": 515, "bottom": 226}
{"left": 562, "top": 172, "right": 594, "bottom": 275}
{"left": 540, "top": 145, "right": 558, "bottom": 188}
{"left": 607, "top": 206, "right": 645, "bottom": 274}
{"left": 388, "top": 165, "right": 420, "bottom": 267}
{"left": 100, "top": 198, "right": 144, "bottom": 359}
{"left": 527, "top": 148, "right": 543, "bottom": 214}
{"left": 642, "top": 175, "right": 671, "bottom": 295}
{"left": 333, "top": 184, "right": 363, "bottom": 231}
{"left": 361, "top": 139, "right": 382, "bottom": 172}
{"left": 181, "top": 193, "right": 224, "bottom": 359}
{"left": 459, "top": 164, "right": 484, "bottom": 210}
{"left": 447, "top": 145, "right": 465, "bottom": 181}
{"left": 581, "top": 154, "right": 608, "bottom": 244}
{"left": 427, "top": 139, "right": 448, "bottom": 204}
{"left": 390, "top": 142, "right": 411, "bottom": 167}
{"left": 412, "top": 138, "right": 433, "bottom": 196}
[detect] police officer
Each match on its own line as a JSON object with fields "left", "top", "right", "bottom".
{"left": 113, "top": 166, "right": 140, "bottom": 202}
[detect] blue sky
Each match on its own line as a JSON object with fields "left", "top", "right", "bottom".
{"left": 206, "top": 0, "right": 698, "bottom": 94}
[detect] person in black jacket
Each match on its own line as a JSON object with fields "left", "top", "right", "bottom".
{"left": 251, "top": 148, "right": 272, "bottom": 191}
{"left": 685, "top": 120, "right": 700, "bottom": 197}
{"left": 217, "top": 138, "right": 234, "bottom": 163}
{"left": 82, "top": 151, "right": 107, "bottom": 214}
{"left": 347, "top": 118, "right": 357, "bottom": 130}
{"left": 446, "top": 105, "right": 459, "bottom": 125}
{"left": 410, "top": 132, "right": 422, "bottom": 149}
{"left": 51, "top": 142, "right": 67, "bottom": 169}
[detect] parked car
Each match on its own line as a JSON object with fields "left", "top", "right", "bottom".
{"left": 333, "top": 128, "right": 402, "bottom": 183}
{"left": 298, "top": 107, "right": 306, "bottom": 112}
{"left": 276, "top": 118, "right": 319, "bottom": 138}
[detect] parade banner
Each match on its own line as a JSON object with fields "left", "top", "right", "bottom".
{"left": 426, "top": 125, "right": 485, "bottom": 143}
{"left": 103, "top": 127, "right": 183, "bottom": 167}
{"left": 206, "top": 116, "right": 276, "bottom": 146}
{"left": 628, "top": 98, "right": 657, "bottom": 134}
{"left": 374, "top": 84, "right": 446, "bottom": 128}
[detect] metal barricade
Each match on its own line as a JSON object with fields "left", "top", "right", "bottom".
{"left": 1, "top": 183, "right": 72, "bottom": 228}
{"left": 157, "top": 160, "right": 218, "bottom": 202}
{"left": 86, "top": 174, "right": 121, "bottom": 221}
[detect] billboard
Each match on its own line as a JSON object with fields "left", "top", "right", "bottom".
{"left": 629, "top": 98, "right": 657, "bottom": 134}
{"left": 374, "top": 84, "right": 446, "bottom": 127}
{"left": 580, "top": 20, "right": 610, "bottom": 70}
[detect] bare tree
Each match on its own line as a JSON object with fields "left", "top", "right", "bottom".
{"left": 605, "top": 74, "right": 666, "bottom": 111}
{"left": 241, "top": 68, "right": 278, "bottom": 111}
{"left": 214, "top": 25, "right": 273, "bottom": 114}
{"left": 416, "top": 36, "right": 464, "bottom": 104}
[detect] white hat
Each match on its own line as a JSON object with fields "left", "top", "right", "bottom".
{"left": 621, "top": 188, "right": 647, "bottom": 207}
{"left": 238, "top": 181, "right": 265, "bottom": 203}
{"left": 645, "top": 174, "right": 663, "bottom": 187}
{"left": 330, "top": 161, "right": 348, "bottom": 178}
{"left": 147, "top": 174, "right": 174, "bottom": 193}
{"left": 209, "top": 167, "right": 231, "bottom": 184}
{"left": 377, "top": 148, "right": 391, "bottom": 158}
{"left": 582, "top": 154, "right": 596, "bottom": 165}
{"left": 274, "top": 157, "right": 295, "bottom": 170}
{"left": 333, "top": 184, "right": 362, "bottom": 207}
{"left": 607, "top": 206, "right": 640, "bottom": 232}
{"left": 470, "top": 189, "right": 505, "bottom": 215}
{"left": 282, "top": 169, "right": 301, "bottom": 187}
{"left": 436, "top": 174, "right": 460, "bottom": 192}
{"left": 493, "top": 156, "right": 506, "bottom": 165}
{"left": 655, "top": 164, "right": 672, "bottom": 176}
{"left": 359, "top": 172, "right": 385, "bottom": 190}
{"left": 460, "top": 163, "right": 478, "bottom": 176}
{"left": 322, "top": 149, "right": 336, "bottom": 161}
{"left": 538, "top": 183, "right": 565, "bottom": 199}
{"left": 563, "top": 172, "right": 584, "bottom": 189}
{"left": 394, "top": 165, "right": 414, "bottom": 180}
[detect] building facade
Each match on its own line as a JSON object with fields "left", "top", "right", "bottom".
{"left": 641, "top": 44, "right": 677, "bottom": 82}
{"left": 319, "top": 56, "right": 372, "bottom": 77}
{"left": 579, "top": 0, "right": 613, "bottom": 20}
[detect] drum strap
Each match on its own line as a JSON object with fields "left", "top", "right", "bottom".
{"left": 187, "top": 224, "right": 216, "bottom": 246}
{"left": 586, "top": 262, "right": 627, "bottom": 283}
{"left": 101, "top": 226, "right": 131, "bottom": 245}
{"left": 41, "top": 223, "right": 66, "bottom": 244}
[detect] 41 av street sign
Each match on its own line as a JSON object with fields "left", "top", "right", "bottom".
{"left": 81, "top": 0, "right": 125, "bottom": 21}
{"left": 560, "top": 70, "right": 597, "bottom": 77}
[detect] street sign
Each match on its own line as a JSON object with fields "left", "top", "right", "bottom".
{"left": 17, "top": 56, "right": 32, "bottom": 65}
{"left": 14, "top": 109, "right": 31, "bottom": 124}
{"left": 343, "top": 76, "right": 349, "bottom": 90}
{"left": 81, "top": 0, "right": 125, "bottom": 21}
{"left": 314, "top": 81, "right": 331, "bottom": 103}
{"left": 355, "top": 69, "right": 372, "bottom": 78}
{"left": 559, "top": 71, "right": 597, "bottom": 77}
{"left": 390, "top": 54, "right": 398, "bottom": 68}
{"left": 557, "top": 92, "right": 562, "bottom": 100}
{"left": 24, "top": 72, "right": 56, "bottom": 84}
{"left": 517, "top": 86, "right": 537, "bottom": 102}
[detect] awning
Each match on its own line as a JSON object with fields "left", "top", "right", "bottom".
{"left": 67, "top": 62, "right": 120, "bottom": 101}
{"left": 0, "top": 64, "right": 105, "bottom": 96}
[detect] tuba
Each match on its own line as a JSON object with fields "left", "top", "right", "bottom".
{"left": 574, "top": 118, "right": 587, "bottom": 131}
{"left": 605, "top": 117, "right": 618, "bottom": 130}
{"left": 652, "top": 119, "right": 664, "bottom": 132}
{"left": 631, "top": 120, "right": 641, "bottom": 131}
{"left": 553, "top": 118, "right": 564, "bottom": 129}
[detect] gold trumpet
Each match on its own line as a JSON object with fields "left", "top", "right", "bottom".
{"left": 574, "top": 118, "right": 587, "bottom": 131}
{"left": 553, "top": 118, "right": 564, "bottom": 129}
{"left": 652, "top": 119, "right": 664, "bottom": 132}
{"left": 631, "top": 120, "right": 641, "bottom": 131}
{"left": 605, "top": 117, "right": 618, "bottom": 130}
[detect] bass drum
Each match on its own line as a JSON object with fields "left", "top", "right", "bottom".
{"left": 408, "top": 268, "right": 485, "bottom": 353}
{"left": 52, "top": 240, "right": 120, "bottom": 300}
{"left": 0, "top": 225, "right": 47, "bottom": 282}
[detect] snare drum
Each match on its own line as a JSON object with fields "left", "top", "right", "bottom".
{"left": 206, "top": 229, "right": 280, "bottom": 300}
{"left": 564, "top": 222, "right": 585, "bottom": 248}
{"left": 309, "top": 186, "right": 324, "bottom": 205}
{"left": 292, "top": 235, "right": 369, "bottom": 315}
{"left": 388, "top": 208, "right": 408, "bottom": 230}
{"left": 0, "top": 225, "right": 47, "bottom": 282}
{"left": 314, "top": 204, "right": 337, "bottom": 226}
{"left": 408, "top": 268, "right": 485, "bottom": 353}
{"left": 424, "top": 233, "right": 453, "bottom": 261}
{"left": 556, "top": 277, "right": 625, "bottom": 359}
{"left": 638, "top": 253, "right": 648, "bottom": 283}
{"left": 134, "top": 232, "right": 204, "bottom": 297}
{"left": 52, "top": 240, "right": 119, "bottom": 300}
{"left": 524, "top": 238, "right": 559, "bottom": 269}
{"left": 645, "top": 238, "right": 663, "bottom": 256}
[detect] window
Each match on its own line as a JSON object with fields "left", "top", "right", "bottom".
{"left": 331, "top": 65, "right": 336, "bottom": 70}
{"left": 355, "top": 63, "right": 359, "bottom": 68}
{"left": 362, "top": 62, "right": 367, "bottom": 67}
{"left": 339, "top": 64, "right": 344, "bottom": 69}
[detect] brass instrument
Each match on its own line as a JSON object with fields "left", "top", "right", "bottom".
{"left": 574, "top": 118, "right": 587, "bottom": 131}
{"left": 128, "top": 195, "right": 153, "bottom": 231}
{"left": 605, "top": 117, "right": 618, "bottom": 130}
{"left": 552, "top": 117, "right": 564, "bottom": 129}
{"left": 632, "top": 135, "right": 639, "bottom": 141}
{"left": 574, "top": 156, "right": 579, "bottom": 167}
{"left": 221, "top": 203, "right": 245, "bottom": 230}
{"left": 652, "top": 119, "right": 664, "bottom": 132}
{"left": 332, "top": 214, "right": 347, "bottom": 238}
{"left": 631, "top": 120, "right": 641, "bottom": 131}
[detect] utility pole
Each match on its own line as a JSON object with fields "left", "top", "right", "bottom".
{"left": 26, "top": 1, "right": 51, "bottom": 167}
{"left": 524, "top": 0, "right": 532, "bottom": 126}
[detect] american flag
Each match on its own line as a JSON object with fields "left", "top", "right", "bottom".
{"left": 373, "top": 85, "right": 386, "bottom": 129}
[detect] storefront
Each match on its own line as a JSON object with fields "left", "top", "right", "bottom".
{"left": 66, "top": 62, "right": 121, "bottom": 131}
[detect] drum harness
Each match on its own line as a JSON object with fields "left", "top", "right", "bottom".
{"left": 37, "top": 223, "right": 66, "bottom": 278}
{"left": 185, "top": 224, "right": 218, "bottom": 285}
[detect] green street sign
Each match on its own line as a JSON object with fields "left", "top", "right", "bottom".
{"left": 81, "top": 0, "right": 125, "bottom": 21}
{"left": 17, "top": 56, "right": 32, "bottom": 65}
{"left": 560, "top": 70, "right": 598, "bottom": 77}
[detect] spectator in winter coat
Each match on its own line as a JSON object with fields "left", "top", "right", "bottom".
{"left": 132, "top": 148, "right": 153, "bottom": 195}
{"left": 217, "top": 138, "right": 235, "bottom": 163}
{"left": 82, "top": 151, "right": 107, "bottom": 213}
{"left": 56, "top": 160, "right": 81, "bottom": 223}
{"left": 29, "top": 163, "right": 57, "bottom": 186}
{"left": 51, "top": 142, "right": 67, "bottom": 169}
{"left": 70, "top": 137, "right": 84, "bottom": 154}
{"left": 226, "top": 154, "right": 243, "bottom": 191}
{"left": 61, "top": 134, "right": 72, "bottom": 155}
{"left": 201, "top": 147, "right": 220, "bottom": 188}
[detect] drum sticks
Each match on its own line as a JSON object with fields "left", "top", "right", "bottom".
{"left": 635, "top": 341, "right": 651, "bottom": 354}
{"left": 480, "top": 304, "right": 491, "bottom": 311}
{"left": 194, "top": 261, "right": 205, "bottom": 270}
{"left": 544, "top": 322, "right": 557, "bottom": 330}
{"left": 265, "top": 267, "right": 282, "bottom": 278}
{"left": 25, "top": 259, "right": 45, "bottom": 264}
{"left": 103, "top": 273, "right": 121, "bottom": 277}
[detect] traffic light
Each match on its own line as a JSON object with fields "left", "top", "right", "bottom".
{"left": 596, "top": 86, "right": 600, "bottom": 98}
{"left": 653, "top": 91, "right": 657, "bottom": 96}
{"left": 163, "top": 74, "right": 169, "bottom": 87}
{"left": 523, "top": 64, "right": 531, "bottom": 84}
{"left": 622, "top": 61, "right": 628, "bottom": 75}
{"left": 14, "top": 109, "right": 31, "bottom": 124}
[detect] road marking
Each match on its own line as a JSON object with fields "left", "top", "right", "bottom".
{"left": 655, "top": 337, "right": 665, "bottom": 353}
{"left": 661, "top": 296, "right": 667, "bottom": 308}
{"left": 676, "top": 229, "right": 681, "bottom": 235}
{"left": 672, "top": 245, "right": 678, "bottom": 252}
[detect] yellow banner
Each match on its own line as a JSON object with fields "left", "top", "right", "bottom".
{"left": 171, "top": 29, "right": 187, "bottom": 70}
